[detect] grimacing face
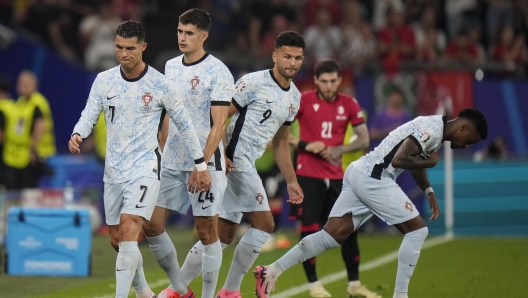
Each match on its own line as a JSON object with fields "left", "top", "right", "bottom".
{"left": 177, "top": 23, "right": 208, "bottom": 54}
{"left": 315, "top": 72, "right": 341, "bottom": 101}
{"left": 115, "top": 35, "right": 147, "bottom": 71}
{"left": 451, "top": 121, "right": 481, "bottom": 149}
{"left": 273, "top": 46, "right": 304, "bottom": 79}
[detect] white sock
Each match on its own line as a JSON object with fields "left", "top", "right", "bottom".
{"left": 132, "top": 255, "right": 148, "bottom": 293}
{"left": 224, "top": 228, "right": 270, "bottom": 292}
{"left": 269, "top": 230, "right": 339, "bottom": 280}
{"left": 201, "top": 240, "right": 223, "bottom": 298}
{"left": 147, "top": 232, "right": 187, "bottom": 294}
{"left": 394, "top": 227, "right": 428, "bottom": 294}
{"left": 116, "top": 241, "right": 140, "bottom": 298}
{"left": 348, "top": 280, "right": 360, "bottom": 290}
{"left": 181, "top": 241, "right": 229, "bottom": 286}
{"left": 393, "top": 292, "right": 408, "bottom": 298}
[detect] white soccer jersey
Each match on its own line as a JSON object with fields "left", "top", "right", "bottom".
{"left": 353, "top": 115, "right": 446, "bottom": 180}
{"left": 73, "top": 65, "right": 203, "bottom": 184}
{"left": 226, "top": 69, "right": 301, "bottom": 173}
{"left": 162, "top": 53, "right": 234, "bottom": 171}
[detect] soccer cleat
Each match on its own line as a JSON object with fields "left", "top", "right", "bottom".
{"left": 216, "top": 288, "right": 242, "bottom": 298}
{"left": 309, "top": 281, "right": 332, "bottom": 297}
{"left": 347, "top": 284, "right": 382, "bottom": 298}
{"left": 136, "top": 288, "right": 157, "bottom": 298}
{"left": 158, "top": 287, "right": 195, "bottom": 298}
{"left": 253, "top": 265, "right": 276, "bottom": 298}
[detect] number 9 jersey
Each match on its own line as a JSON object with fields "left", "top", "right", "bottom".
{"left": 226, "top": 69, "right": 300, "bottom": 173}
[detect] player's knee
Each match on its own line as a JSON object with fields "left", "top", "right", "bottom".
{"left": 142, "top": 220, "right": 163, "bottom": 237}
{"left": 219, "top": 233, "right": 234, "bottom": 245}
{"left": 252, "top": 220, "right": 274, "bottom": 234}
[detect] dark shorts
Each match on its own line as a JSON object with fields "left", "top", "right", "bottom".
{"left": 289, "top": 175, "right": 342, "bottom": 225}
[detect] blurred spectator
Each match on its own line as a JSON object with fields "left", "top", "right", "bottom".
{"left": 302, "top": 0, "right": 343, "bottom": 27}
{"left": 468, "top": 26, "right": 487, "bottom": 62}
{"left": 304, "top": 9, "right": 342, "bottom": 65}
{"left": 445, "top": 29, "right": 481, "bottom": 64}
{"left": 261, "top": 15, "right": 292, "bottom": 57}
{"left": 340, "top": 1, "right": 377, "bottom": 73}
{"left": 486, "top": 0, "right": 514, "bottom": 45}
{"left": 223, "top": 31, "right": 254, "bottom": 74}
{"left": 473, "top": 135, "right": 509, "bottom": 162}
{"left": 249, "top": 0, "right": 296, "bottom": 52}
{"left": 491, "top": 26, "right": 528, "bottom": 69}
{"left": 198, "top": 0, "right": 232, "bottom": 50}
{"left": 372, "top": 0, "right": 404, "bottom": 31}
{"left": 403, "top": 0, "right": 440, "bottom": 24}
{"left": 79, "top": 0, "right": 122, "bottom": 71}
{"left": 514, "top": 0, "right": 528, "bottom": 33}
{"left": 3, "top": 71, "right": 55, "bottom": 189}
{"left": 0, "top": 75, "right": 14, "bottom": 188}
{"left": 413, "top": 6, "right": 446, "bottom": 62}
{"left": 113, "top": 0, "right": 141, "bottom": 21}
{"left": 445, "top": 0, "right": 479, "bottom": 40}
{"left": 378, "top": 5, "right": 416, "bottom": 74}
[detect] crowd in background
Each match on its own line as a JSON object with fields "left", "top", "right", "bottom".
{"left": 1, "top": 0, "right": 528, "bottom": 77}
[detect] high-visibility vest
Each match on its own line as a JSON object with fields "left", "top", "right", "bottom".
{"left": 3, "top": 97, "right": 37, "bottom": 168}
{"left": 29, "top": 92, "right": 56, "bottom": 158}
{"left": 94, "top": 113, "right": 106, "bottom": 160}
{"left": 0, "top": 98, "right": 14, "bottom": 135}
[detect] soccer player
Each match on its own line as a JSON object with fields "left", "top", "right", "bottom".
{"left": 288, "top": 59, "right": 379, "bottom": 298}
{"left": 68, "top": 21, "right": 211, "bottom": 298}
{"left": 172, "top": 31, "right": 306, "bottom": 298}
{"left": 254, "top": 108, "right": 488, "bottom": 298}
{"left": 141, "top": 9, "right": 234, "bottom": 298}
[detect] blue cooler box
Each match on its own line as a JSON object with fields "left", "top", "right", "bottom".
{"left": 6, "top": 207, "right": 92, "bottom": 276}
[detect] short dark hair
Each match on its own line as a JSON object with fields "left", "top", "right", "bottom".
{"left": 275, "top": 31, "right": 305, "bottom": 50}
{"left": 0, "top": 75, "right": 10, "bottom": 93}
{"left": 179, "top": 9, "right": 211, "bottom": 32}
{"left": 458, "top": 108, "right": 488, "bottom": 140}
{"left": 315, "top": 59, "right": 341, "bottom": 78}
{"left": 115, "top": 20, "right": 146, "bottom": 42}
{"left": 390, "top": 85, "right": 404, "bottom": 97}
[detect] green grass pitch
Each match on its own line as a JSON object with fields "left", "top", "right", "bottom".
{"left": 1, "top": 228, "right": 527, "bottom": 298}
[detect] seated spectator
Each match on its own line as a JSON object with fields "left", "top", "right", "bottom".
{"left": 473, "top": 136, "right": 508, "bottom": 162}
{"left": 248, "top": 0, "right": 296, "bottom": 53}
{"left": 304, "top": 9, "right": 342, "bottom": 65}
{"left": 302, "top": 0, "right": 343, "bottom": 27}
{"left": 378, "top": 5, "right": 416, "bottom": 74}
{"left": 492, "top": 26, "right": 528, "bottom": 69}
{"left": 413, "top": 6, "right": 446, "bottom": 62}
{"left": 445, "top": 28, "right": 481, "bottom": 64}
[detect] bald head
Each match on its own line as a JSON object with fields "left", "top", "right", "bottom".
{"left": 17, "top": 70, "right": 38, "bottom": 98}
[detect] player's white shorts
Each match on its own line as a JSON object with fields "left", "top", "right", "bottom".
{"left": 156, "top": 168, "right": 227, "bottom": 217}
{"left": 104, "top": 176, "right": 160, "bottom": 226}
{"left": 329, "top": 166, "right": 420, "bottom": 228}
{"left": 220, "top": 171, "right": 270, "bottom": 224}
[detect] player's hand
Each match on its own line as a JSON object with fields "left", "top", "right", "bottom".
{"left": 427, "top": 192, "right": 440, "bottom": 221}
{"left": 225, "top": 157, "right": 235, "bottom": 175}
{"left": 196, "top": 169, "right": 212, "bottom": 193}
{"left": 286, "top": 182, "right": 304, "bottom": 205}
{"left": 187, "top": 168, "right": 198, "bottom": 193}
{"left": 320, "top": 147, "right": 342, "bottom": 165}
{"left": 68, "top": 134, "right": 83, "bottom": 154}
{"left": 306, "top": 141, "right": 325, "bottom": 154}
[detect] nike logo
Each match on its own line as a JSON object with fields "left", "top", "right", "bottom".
{"left": 409, "top": 264, "right": 417, "bottom": 267}
{"left": 116, "top": 268, "right": 126, "bottom": 271}
{"left": 135, "top": 204, "right": 146, "bottom": 208}
{"left": 202, "top": 205, "right": 212, "bottom": 210}
{"left": 266, "top": 100, "right": 275, "bottom": 103}
{"left": 107, "top": 95, "right": 117, "bottom": 100}
{"left": 253, "top": 249, "right": 261, "bottom": 253}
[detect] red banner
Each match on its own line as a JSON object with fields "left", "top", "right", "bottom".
{"left": 417, "top": 72, "right": 473, "bottom": 119}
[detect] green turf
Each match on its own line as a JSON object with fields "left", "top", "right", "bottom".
{"left": 1, "top": 228, "right": 527, "bottom": 298}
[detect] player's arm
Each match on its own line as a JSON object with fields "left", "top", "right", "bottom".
{"left": 391, "top": 137, "right": 439, "bottom": 170}
{"left": 329, "top": 123, "right": 369, "bottom": 158}
{"left": 272, "top": 124, "right": 304, "bottom": 204}
{"left": 204, "top": 104, "right": 230, "bottom": 163}
{"left": 289, "top": 134, "right": 325, "bottom": 154}
{"left": 69, "top": 76, "right": 104, "bottom": 154}
{"left": 410, "top": 168, "right": 440, "bottom": 220}
{"left": 159, "top": 115, "right": 169, "bottom": 152}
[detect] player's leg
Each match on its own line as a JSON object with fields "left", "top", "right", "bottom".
{"left": 115, "top": 177, "right": 160, "bottom": 298}
{"left": 191, "top": 170, "right": 227, "bottom": 298}
{"left": 142, "top": 169, "right": 189, "bottom": 296}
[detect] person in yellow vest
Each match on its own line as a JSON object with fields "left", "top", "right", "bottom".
{"left": 2, "top": 70, "right": 56, "bottom": 189}
{"left": 0, "top": 76, "right": 15, "bottom": 188}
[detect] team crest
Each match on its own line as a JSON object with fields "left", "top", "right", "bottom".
{"left": 313, "top": 103, "right": 320, "bottom": 112}
{"left": 142, "top": 92, "right": 153, "bottom": 107}
{"left": 405, "top": 201, "right": 413, "bottom": 212}
{"left": 338, "top": 106, "right": 344, "bottom": 114}
{"left": 255, "top": 193, "right": 264, "bottom": 204}
{"left": 235, "top": 80, "right": 246, "bottom": 93}
{"left": 419, "top": 131, "right": 431, "bottom": 143}
{"left": 289, "top": 104, "right": 294, "bottom": 115}
{"left": 190, "top": 76, "right": 200, "bottom": 90}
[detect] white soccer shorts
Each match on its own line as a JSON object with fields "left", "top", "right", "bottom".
{"left": 220, "top": 171, "right": 270, "bottom": 224}
{"left": 156, "top": 168, "right": 227, "bottom": 217}
{"left": 329, "top": 166, "right": 420, "bottom": 228}
{"left": 104, "top": 176, "right": 160, "bottom": 225}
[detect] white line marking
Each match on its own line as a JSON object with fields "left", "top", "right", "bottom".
{"left": 270, "top": 234, "right": 454, "bottom": 298}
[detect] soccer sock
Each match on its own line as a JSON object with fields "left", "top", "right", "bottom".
{"left": 147, "top": 232, "right": 187, "bottom": 294}
{"left": 341, "top": 231, "right": 360, "bottom": 282}
{"left": 181, "top": 241, "right": 229, "bottom": 286}
{"left": 116, "top": 241, "right": 140, "bottom": 298}
{"left": 224, "top": 228, "right": 270, "bottom": 291}
{"left": 132, "top": 253, "right": 148, "bottom": 293}
{"left": 301, "top": 224, "right": 320, "bottom": 282}
{"left": 394, "top": 227, "right": 428, "bottom": 294}
{"left": 201, "top": 240, "right": 223, "bottom": 298}
{"left": 269, "top": 230, "right": 339, "bottom": 280}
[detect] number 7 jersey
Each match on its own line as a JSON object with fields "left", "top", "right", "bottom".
{"left": 226, "top": 69, "right": 301, "bottom": 173}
